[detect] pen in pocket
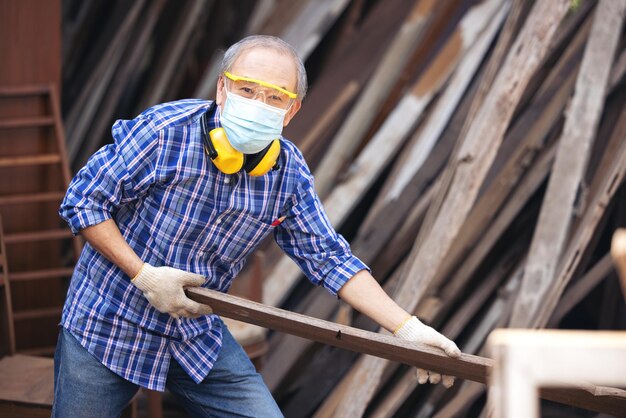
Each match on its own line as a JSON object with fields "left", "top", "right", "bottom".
{"left": 271, "top": 216, "right": 286, "bottom": 227}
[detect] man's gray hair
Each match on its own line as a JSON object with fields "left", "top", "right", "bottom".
{"left": 220, "top": 35, "right": 308, "bottom": 99}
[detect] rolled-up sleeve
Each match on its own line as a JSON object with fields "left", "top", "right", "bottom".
{"left": 274, "top": 158, "right": 369, "bottom": 296}
{"left": 60, "top": 117, "right": 161, "bottom": 234}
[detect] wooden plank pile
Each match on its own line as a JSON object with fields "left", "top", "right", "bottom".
{"left": 60, "top": 0, "right": 626, "bottom": 416}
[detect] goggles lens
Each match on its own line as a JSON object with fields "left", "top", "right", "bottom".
{"left": 224, "top": 71, "right": 297, "bottom": 109}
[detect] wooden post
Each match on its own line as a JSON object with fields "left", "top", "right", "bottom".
{"left": 488, "top": 329, "right": 626, "bottom": 418}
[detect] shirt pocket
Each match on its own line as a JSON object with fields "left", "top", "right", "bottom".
{"left": 214, "top": 211, "right": 274, "bottom": 264}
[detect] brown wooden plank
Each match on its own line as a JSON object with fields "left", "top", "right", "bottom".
{"left": 282, "top": 0, "right": 419, "bottom": 158}
{"left": 0, "top": 154, "right": 60, "bottom": 168}
{"left": 0, "top": 355, "right": 54, "bottom": 406}
{"left": 0, "top": 85, "right": 50, "bottom": 97}
{"left": 3, "top": 229, "right": 73, "bottom": 244}
{"left": 0, "top": 117, "right": 53, "bottom": 129}
{"left": 190, "top": 287, "right": 488, "bottom": 382}
{"left": 12, "top": 307, "right": 62, "bottom": 321}
{"left": 8, "top": 268, "right": 75, "bottom": 283}
{"left": 548, "top": 253, "right": 615, "bottom": 327}
{"left": 186, "top": 287, "right": 626, "bottom": 416}
{"left": 0, "top": 191, "right": 65, "bottom": 206}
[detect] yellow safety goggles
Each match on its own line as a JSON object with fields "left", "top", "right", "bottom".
{"left": 224, "top": 71, "right": 297, "bottom": 109}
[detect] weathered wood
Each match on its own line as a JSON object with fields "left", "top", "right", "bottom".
{"left": 263, "top": 0, "right": 503, "bottom": 308}
{"left": 359, "top": 0, "right": 506, "bottom": 240}
{"left": 335, "top": 3, "right": 571, "bottom": 415}
{"left": 139, "top": 0, "right": 209, "bottom": 110}
{"left": 433, "top": 143, "right": 555, "bottom": 320}
{"left": 371, "top": 253, "right": 523, "bottom": 418}
{"left": 378, "top": 0, "right": 508, "bottom": 207}
{"left": 75, "top": 0, "right": 167, "bottom": 173}
{"left": 431, "top": 17, "right": 589, "bottom": 291}
{"left": 312, "top": 0, "right": 437, "bottom": 198}
{"left": 548, "top": 253, "right": 614, "bottom": 326}
{"left": 283, "top": 0, "right": 416, "bottom": 154}
{"left": 510, "top": 0, "right": 626, "bottom": 327}
{"left": 281, "top": 0, "right": 351, "bottom": 61}
{"left": 432, "top": 381, "right": 484, "bottom": 418}
{"left": 186, "top": 287, "right": 626, "bottom": 416}
{"left": 65, "top": 1, "right": 145, "bottom": 164}
{"left": 299, "top": 81, "right": 359, "bottom": 157}
{"left": 532, "top": 125, "right": 626, "bottom": 328}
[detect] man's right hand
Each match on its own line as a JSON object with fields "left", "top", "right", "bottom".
{"left": 132, "top": 263, "right": 213, "bottom": 319}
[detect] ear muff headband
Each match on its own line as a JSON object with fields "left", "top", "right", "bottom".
{"left": 201, "top": 111, "right": 280, "bottom": 176}
{"left": 244, "top": 139, "right": 281, "bottom": 176}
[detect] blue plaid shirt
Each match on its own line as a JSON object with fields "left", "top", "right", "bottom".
{"left": 59, "top": 99, "right": 368, "bottom": 391}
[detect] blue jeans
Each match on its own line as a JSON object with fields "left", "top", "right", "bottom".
{"left": 52, "top": 325, "right": 283, "bottom": 417}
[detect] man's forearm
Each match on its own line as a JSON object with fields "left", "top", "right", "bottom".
{"left": 338, "top": 270, "right": 410, "bottom": 333}
{"left": 81, "top": 219, "right": 144, "bottom": 278}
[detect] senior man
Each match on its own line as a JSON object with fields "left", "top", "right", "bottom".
{"left": 53, "top": 35, "right": 460, "bottom": 417}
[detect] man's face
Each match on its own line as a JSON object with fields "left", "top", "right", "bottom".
{"left": 216, "top": 47, "right": 302, "bottom": 127}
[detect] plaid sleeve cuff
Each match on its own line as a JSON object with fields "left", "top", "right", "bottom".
{"left": 321, "top": 255, "right": 370, "bottom": 296}
{"left": 66, "top": 208, "right": 113, "bottom": 235}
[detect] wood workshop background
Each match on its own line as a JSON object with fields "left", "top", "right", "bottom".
{"left": 1, "top": 0, "right": 625, "bottom": 417}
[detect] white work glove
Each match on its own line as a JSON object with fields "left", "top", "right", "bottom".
{"left": 132, "top": 263, "right": 213, "bottom": 319}
{"left": 394, "top": 316, "right": 461, "bottom": 388}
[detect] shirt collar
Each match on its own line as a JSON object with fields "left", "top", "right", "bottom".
{"left": 209, "top": 101, "right": 221, "bottom": 129}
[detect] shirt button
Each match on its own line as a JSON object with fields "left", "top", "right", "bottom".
{"left": 224, "top": 177, "right": 231, "bottom": 184}
{"left": 215, "top": 218, "right": 222, "bottom": 225}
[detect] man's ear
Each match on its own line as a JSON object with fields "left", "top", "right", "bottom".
{"left": 283, "top": 100, "right": 302, "bottom": 127}
{"left": 215, "top": 76, "right": 225, "bottom": 107}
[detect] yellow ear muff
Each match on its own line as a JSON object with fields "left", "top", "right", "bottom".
{"left": 247, "top": 139, "right": 281, "bottom": 177}
{"left": 202, "top": 111, "right": 280, "bottom": 176}
{"left": 208, "top": 128, "right": 244, "bottom": 174}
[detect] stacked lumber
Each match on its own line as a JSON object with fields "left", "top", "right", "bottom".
{"left": 60, "top": 0, "right": 626, "bottom": 416}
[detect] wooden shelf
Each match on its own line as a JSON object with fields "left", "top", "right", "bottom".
{"left": 0, "top": 154, "right": 60, "bottom": 168}
{"left": 8, "top": 268, "right": 74, "bottom": 282}
{"left": 14, "top": 346, "right": 56, "bottom": 356}
{"left": 0, "top": 191, "right": 65, "bottom": 206}
{"left": 0, "top": 85, "right": 51, "bottom": 97}
{"left": 4, "top": 229, "right": 73, "bottom": 244}
{"left": 0, "top": 117, "right": 54, "bottom": 129}
{"left": 12, "top": 307, "right": 62, "bottom": 321}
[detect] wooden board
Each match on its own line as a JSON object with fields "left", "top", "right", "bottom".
{"left": 186, "top": 287, "right": 626, "bottom": 416}
{"left": 0, "top": 355, "right": 54, "bottom": 407}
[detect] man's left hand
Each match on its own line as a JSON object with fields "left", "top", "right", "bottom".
{"left": 394, "top": 316, "right": 461, "bottom": 387}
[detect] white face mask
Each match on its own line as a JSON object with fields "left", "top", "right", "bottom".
{"left": 220, "top": 91, "right": 288, "bottom": 154}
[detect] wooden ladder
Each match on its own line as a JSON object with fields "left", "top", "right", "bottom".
{"left": 0, "top": 84, "right": 82, "bottom": 354}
